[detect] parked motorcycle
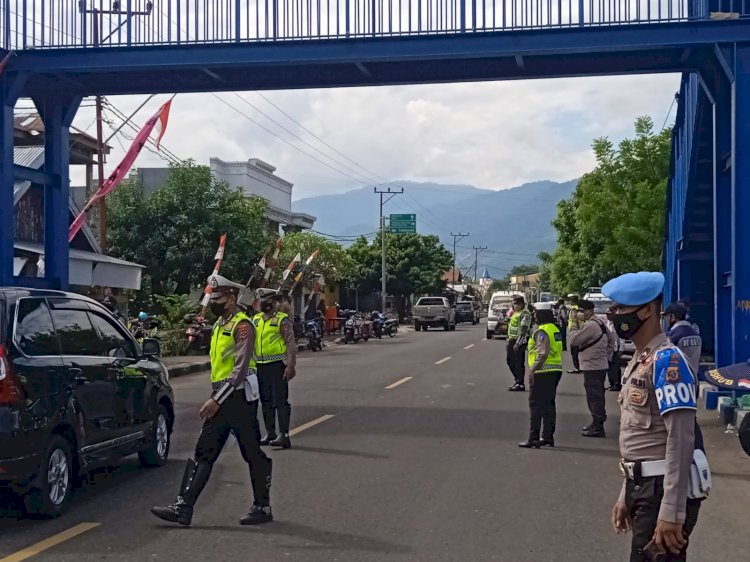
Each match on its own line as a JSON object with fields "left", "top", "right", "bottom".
{"left": 371, "top": 311, "right": 399, "bottom": 339}
{"left": 344, "top": 311, "right": 371, "bottom": 343}
{"left": 304, "top": 316, "right": 323, "bottom": 352}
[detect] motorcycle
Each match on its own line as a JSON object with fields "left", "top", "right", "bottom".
{"left": 184, "top": 313, "right": 213, "bottom": 354}
{"left": 344, "top": 311, "right": 370, "bottom": 344}
{"left": 304, "top": 315, "right": 323, "bottom": 352}
{"left": 371, "top": 312, "right": 399, "bottom": 339}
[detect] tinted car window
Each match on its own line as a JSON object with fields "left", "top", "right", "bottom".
{"left": 15, "top": 299, "right": 59, "bottom": 356}
{"left": 417, "top": 298, "right": 445, "bottom": 306}
{"left": 89, "top": 312, "right": 136, "bottom": 358}
{"left": 51, "top": 309, "right": 101, "bottom": 356}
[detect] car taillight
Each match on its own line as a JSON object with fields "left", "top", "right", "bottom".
{"left": 0, "top": 344, "right": 23, "bottom": 404}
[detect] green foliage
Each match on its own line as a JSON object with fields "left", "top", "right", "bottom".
{"left": 153, "top": 293, "right": 199, "bottom": 357}
{"left": 107, "top": 161, "right": 272, "bottom": 296}
{"left": 489, "top": 279, "right": 509, "bottom": 292}
{"left": 276, "top": 231, "right": 354, "bottom": 287}
{"left": 544, "top": 117, "right": 670, "bottom": 295}
{"left": 347, "top": 233, "right": 453, "bottom": 296}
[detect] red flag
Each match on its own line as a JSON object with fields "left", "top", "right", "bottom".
{"left": 68, "top": 99, "right": 173, "bottom": 242}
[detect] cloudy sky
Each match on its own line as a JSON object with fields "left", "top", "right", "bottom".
{"left": 66, "top": 73, "right": 681, "bottom": 200}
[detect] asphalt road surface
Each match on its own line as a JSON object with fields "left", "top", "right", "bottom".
{"left": 2, "top": 321, "right": 749, "bottom": 561}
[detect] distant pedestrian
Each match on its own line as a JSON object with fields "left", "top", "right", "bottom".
{"left": 518, "top": 307, "right": 563, "bottom": 449}
{"left": 556, "top": 298, "right": 569, "bottom": 351}
{"left": 675, "top": 299, "right": 701, "bottom": 337}
{"left": 664, "top": 302, "right": 702, "bottom": 375}
{"left": 569, "top": 299, "right": 615, "bottom": 438}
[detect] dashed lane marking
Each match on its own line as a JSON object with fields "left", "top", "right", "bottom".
{"left": 435, "top": 356, "right": 452, "bottom": 365}
{"left": 1, "top": 523, "right": 100, "bottom": 562}
{"left": 464, "top": 344, "right": 475, "bottom": 350}
{"left": 385, "top": 377, "right": 413, "bottom": 389}
{"left": 289, "top": 414, "right": 335, "bottom": 436}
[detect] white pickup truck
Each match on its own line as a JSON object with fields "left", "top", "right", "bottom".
{"left": 413, "top": 297, "right": 456, "bottom": 332}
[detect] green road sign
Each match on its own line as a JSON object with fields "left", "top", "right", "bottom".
{"left": 389, "top": 214, "right": 416, "bottom": 234}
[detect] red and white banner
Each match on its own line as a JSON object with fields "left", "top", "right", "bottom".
{"left": 68, "top": 98, "right": 173, "bottom": 242}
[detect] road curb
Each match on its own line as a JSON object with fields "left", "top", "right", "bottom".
{"left": 166, "top": 361, "right": 211, "bottom": 378}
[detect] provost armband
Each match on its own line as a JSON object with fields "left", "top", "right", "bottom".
{"left": 653, "top": 347, "right": 697, "bottom": 415}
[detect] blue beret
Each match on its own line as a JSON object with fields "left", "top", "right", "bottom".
{"left": 601, "top": 272, "right": 665, "bottom": 306}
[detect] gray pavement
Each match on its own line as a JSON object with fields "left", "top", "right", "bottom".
{"left": 1, "top": 322, "right": 748, "bottom": 561}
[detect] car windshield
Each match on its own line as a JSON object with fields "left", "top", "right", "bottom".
{"left": 456, "top": 302, "right": 472, "bottom": 309}
{"left": 592, "top": 299, "right": 613, "bottom": 314}
{"left": 491, "top": 298, "right": 510, "bottom": 308}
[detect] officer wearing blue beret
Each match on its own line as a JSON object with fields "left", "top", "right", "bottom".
{"left": 602, "top": 272, "right": 706, "bottom": 562}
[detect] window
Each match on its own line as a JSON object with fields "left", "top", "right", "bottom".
{"left": 51, "top": 309, "right": 101, "bottom": 356}
{"left": 15, "top": 299, "right": 59, "bottom": 356}
{"left": 89, "top": 313, "right": 136, "bottom": 358}
{"left": 417, "top": 298, "right": 446, "bottom": 306}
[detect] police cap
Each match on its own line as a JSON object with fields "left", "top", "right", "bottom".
{"left": 256, "top": 287, "right": 278, "bottom": 302}
{"left": 208, "top": 274, "right": 244, "bottom": 296}
{"left": 601, "top": 272, "right": 664, "bottom": 306}
{"left": 664, "top": 302, "right": 689, "bottom": 320}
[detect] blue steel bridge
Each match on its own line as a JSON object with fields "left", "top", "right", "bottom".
{"left": 0, "top": 0, "right": 749, "bottom": 366}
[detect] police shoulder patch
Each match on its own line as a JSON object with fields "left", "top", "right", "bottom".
{"left": 236, "top": 322, "right": 250, "bottom": 341}
{"left": 653, "top": 347, "right": 697, "bottom": 415}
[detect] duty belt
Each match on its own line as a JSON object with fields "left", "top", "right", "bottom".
{"left": 619, "top": 459, "right": 667, "bottom": 480}
{"left": 256, "top": 353, "right": 287, "bottom": 363}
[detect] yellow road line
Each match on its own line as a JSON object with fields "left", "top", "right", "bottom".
{"left": 385, "top": 376, "right": 413, "bottom": 389}
{"left": 1, "top": 522, "right": 100, "bottom": 562}
{"left": 289, "top": 414, "right": 335, "bottom": 436}
{"left": 464, "top": 344, "right": 475, "bottom": 350}
{"left": 435, "top": 356, "right": 452, "bottom": 365}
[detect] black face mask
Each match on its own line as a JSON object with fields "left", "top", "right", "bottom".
{"left": 612, "top": 304, "right": 648, "bottom": 340}
{"left": 210, "top": 301, "right": 227, "bottom": 317}
{"left": 261, "top": 302, "right": 275, "bottom": 313}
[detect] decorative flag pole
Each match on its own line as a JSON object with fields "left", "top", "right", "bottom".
{"left": 278, "top": 253, "right": 302, "bottom": 290}
{"left": 68, "top": 97, "right": 174, "bottom": 242}
{"left": 198, "top": 234, "right": 227, "bottom": 317}
{"left": 289, "top": 250, "right": 319, "bottom": 294}
{"left": 260, "top": 238, "right": 284, "bottom": 288}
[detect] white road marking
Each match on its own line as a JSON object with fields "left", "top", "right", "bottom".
{"left": 289, "top": 414, "right": 335, "bottom": 436}
{"left": 435, "top": 356, "right": 452, "bottom": 365}
{"left": 385, "top": 376, "right": 413, "bottom": 389}
{"left": 464, "top": 344, "right": 475, "bottom": 350}
{"left": 1, "top": 523, "right": 100, "bottom": 562}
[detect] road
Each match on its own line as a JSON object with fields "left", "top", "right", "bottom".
{"left": 1, "top": 322, "right": 749, "bottom": 561}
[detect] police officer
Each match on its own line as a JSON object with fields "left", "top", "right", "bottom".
{"left": 567, "top": 294, "right": 581, "bottom": 373}
{"left": 603, "top": 272, "right": 703, "bottom": 561}
{"left": 606, "top": 306, "right": 623, "bottom": 392}
{"left": 518, "top": 307, "right": 563, "bottom": 448}
{"left": 556, "top": 298, "right": 569, "bottom": 351}
{"left": 506, "top": 295, "right": 532, "bottom": 391}
{"left": 664, "top": 302, "right": 702, "bottom": 376}
{"left": 151, "top": 275, "right": 273, "bottom": 526}
{"left": 255, "top": 291, "right": 297, "bottom": 449}
{"left": 569, "top": 299, "right": 616, "bottom": 438}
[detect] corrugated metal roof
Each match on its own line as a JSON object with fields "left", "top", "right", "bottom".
{"left": 13, "top": 145, "right": 45, "bottom": 168}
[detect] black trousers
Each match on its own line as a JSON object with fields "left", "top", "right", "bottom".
{"left": 559, "top": 324, "right": 568, "bottom": 351}
{"left": 608, "top": 352, "right": 622, "bottom": 387}
{"left": 193, "top": 392, "right": 272, "bottom": 505}
{"left": 583, "top": 369, "right": 608, "bottom": 424}
{"left": 625, "top": 476, "right": 701, "bottom": 562}
{"left": 570, "top": 345, "right": 580, "bottom": 370}
{"left": 528, "top": 371, "right": 562, "bottom": 440}
{"left": 506, "top": 340, "right": 527, "bottom": 386}
{"left": 257, "top": 361, "right": 291, "bottom": 435}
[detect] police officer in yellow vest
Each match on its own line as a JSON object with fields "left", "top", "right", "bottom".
{"left": 518, "top": 307, "right": 564, "bottom": 448}
{"left": 254, "top": 290, "right": 297, "bottom": 449}
{"left": 507, "top": 295, "right": 532, "bottom": 391}
{"left": 151, "top": 275, "right": 273, "bottom": 527}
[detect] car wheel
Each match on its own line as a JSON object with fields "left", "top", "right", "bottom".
{"left": 443, "top": 323, "right": 449, "bottom": 332}
{"left": 139, "top": 405, "right": 171, "bottom": 468}
{"left": 486, "top": 330, "right": 493, "bottom": 340}
{"left": 450, "top": 323, "right": 456, "bottom": 331}
{"left": 25, "top": 435, "right": 74, "bottom": 518}
{"left": 414, "top": 322, "right": 421, "bottom": 331}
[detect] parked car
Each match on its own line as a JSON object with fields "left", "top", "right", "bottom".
{"left": 413, "top": 297, "right": 456, "bottom": 332}
{"left": 455, "top": 301, "right": 479, "bottom": 325}
{"left": 486, "top": 292, "right": 519, "bottom": 339}
{"left": 0, "top": 288, "right": 175, "bottom": 517}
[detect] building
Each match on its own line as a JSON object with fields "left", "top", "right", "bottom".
{"left": 508, "top": 272, "right": 541, "bottom": 301}
{"left": 136, "top": 157, "right": 316, "bottom": 233}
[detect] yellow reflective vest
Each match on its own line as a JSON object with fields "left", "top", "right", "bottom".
{"left": 253, "top": 312, "right": 289, "bottom": 364}
{"left": 527, "top": 323, "right": 563, "bottom": 373}
{"left": 209, "top": 311, "right": 252, "bottom": 383}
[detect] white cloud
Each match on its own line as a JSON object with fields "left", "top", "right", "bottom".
{"left": 67, "top": 73, "right": 680, "bottom": 199}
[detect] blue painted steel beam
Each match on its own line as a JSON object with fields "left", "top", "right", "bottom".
{"left": 0, "top": 82, "right": 14, "bottom": 286}
{"left": 732, "top": 45, "right": 750, "bottom": 364}
{"left": 13, "top": 164, "right": 54, "bottom": 186}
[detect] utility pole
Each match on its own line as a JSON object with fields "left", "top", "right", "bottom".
{"left": 472, "top": 245, "right": 487, "bottom": 283}
{"left": 450, "top": 232, "right": 469, "bottom": 290}
{"left": 374, "top": 187, "right": 404, "bottom": 312}
{"left": 80, "top": 1, "right": 153, "bottom": 251}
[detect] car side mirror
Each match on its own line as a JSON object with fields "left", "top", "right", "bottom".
{"left": 142, "top": 338, "right": 161, "bottom": 358}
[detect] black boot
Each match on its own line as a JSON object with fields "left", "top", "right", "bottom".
{"left": 582, "top": 423, "right": 606, "bottom": 438}
{"left": 259, "top": 433, "right": 277, "bottom": 446}
{"left": 581, "top": 420, "right": 595, "bottom": 432}
{"left": 240, "top": 504, "right": 273, "bottom": 525}
{"left": 518, "top": 432, "right": 541, "bottom": 449}
{"left": 151, "top": 459, "right": 212, "bottom": 526}
{"left": 539, "top": 438, "right": 555, "bottom": 447}
{"left": 269, "top": 433, "right": 291, "bottom": 449}
{"left": 261, "top": 403, "right": 276, "bottom": 441}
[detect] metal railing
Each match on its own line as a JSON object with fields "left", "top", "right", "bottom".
{"left": 0, "top": 0, "right": 728, "bottom": 50}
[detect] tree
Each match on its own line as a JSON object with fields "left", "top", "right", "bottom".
{"left": 347, "top": 233, "right": 453, "bottom": 297}
{"left": 107, "top": 160, "right": 272, "bottom": 296}
{"left": 544, "top": 117, "right": 670, "bottom": 295}
{"left": 275, "top": 231, "right": 354, "bottom": 287}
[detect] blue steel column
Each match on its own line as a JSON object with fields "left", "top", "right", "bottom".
{"left": 713, "top": 65, "right": 733, "bottom": 366}
{"left": 0, "top": 80, "right": 14, "bottom": 286}
{"left": 35, "top": 95, "right": 81, "bottom": 291}
{"left": 732, "top": 45, "right": 750, "bottom": 364}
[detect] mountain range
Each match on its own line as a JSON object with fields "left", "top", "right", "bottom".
{"left": 294, "top": 179, "right": 578, "bottom": 278}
